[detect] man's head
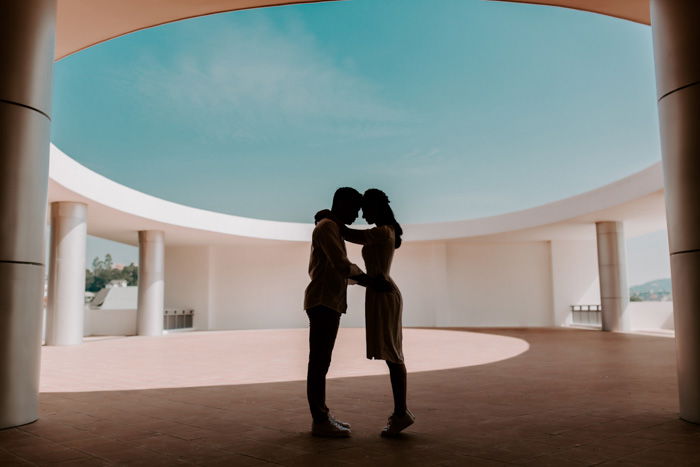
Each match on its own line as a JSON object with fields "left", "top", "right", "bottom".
{"left": 331, "top": 187, "right": 362, "bottom": 225}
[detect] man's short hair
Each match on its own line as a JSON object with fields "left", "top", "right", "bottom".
{"left": 332, "top": 187, "right": 362, "bottom": 210}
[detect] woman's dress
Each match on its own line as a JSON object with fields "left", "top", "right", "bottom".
{"left": 344, "top": 225, "right": 404, "bottom": 364}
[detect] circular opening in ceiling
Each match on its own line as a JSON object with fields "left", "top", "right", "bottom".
{"left": 51, "top": 0, "right": 660, "bottom": 224}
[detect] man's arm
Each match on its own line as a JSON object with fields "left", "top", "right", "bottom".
{"left": 314, "top": 221, "right": 363, "bottom": 278}
{"left": 351, "top": 273, "right": 393, "bottom": 292}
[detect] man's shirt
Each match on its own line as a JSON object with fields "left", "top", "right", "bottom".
{"left": 304, "top": 218, "right": 363, "bottom": 313}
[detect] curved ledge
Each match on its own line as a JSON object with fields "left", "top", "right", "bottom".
{"left": 489, "top": 1, "right": 650, "bottom": 25}
{"left": 55, "top": 0, "right": 650, "bottom": 60}
{"left": 49, "top": 144, "right": 665, "bottom": 244}
{"left": 406, "top": 163, "right": 663, "bottom": 241}
{"left": 56, "top": 0, "right": 341, "bottom": 60}
{"left": 49, "top": 145, "right": 313, "bottom": 242}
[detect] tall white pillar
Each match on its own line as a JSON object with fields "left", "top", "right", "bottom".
{"left": 45, "top": 202, "right": 87, "bottom": 346}
{"left": 652, "top": 0, "right": 700, "bottom": 423}
{"left": 0, "top": 0, "right": 56, "bottom": 429}
{"left": 137, "top": 231, "right": 164, "bottom": 336}
{"left": 596, "top": 222, "right": 630, "bottom": 332}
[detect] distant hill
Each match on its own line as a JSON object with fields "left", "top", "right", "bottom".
{"left": 630, "top": 278, "right": 671, "bottom": 295}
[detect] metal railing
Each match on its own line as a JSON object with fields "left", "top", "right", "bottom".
{"left": 164, "top": 309, "right": 194, "bottom": 330}
{"left": 570, "top": 304, "right": 602, "bottom": 327}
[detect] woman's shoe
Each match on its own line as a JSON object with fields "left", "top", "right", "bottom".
{"left": 380, "top": 409, "right": 415, "bottom": 437}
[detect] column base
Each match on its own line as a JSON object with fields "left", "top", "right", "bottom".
{"left": 0, "top": 262, "right": 44, "bottom": 429}
{"left": 601, "top": 297, "right": 631, "bottom": 332}
{"left": 671, "top": 250, "right": 700, "bottom": 424}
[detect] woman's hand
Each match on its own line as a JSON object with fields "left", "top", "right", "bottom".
{"left": 314, "top": 209, "right": 333, "bottom": 225}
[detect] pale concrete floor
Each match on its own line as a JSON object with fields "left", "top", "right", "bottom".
{"left": 2, "top": 328, "right": 700, "bottom": 466}
{"left": 39, "top": 328, "right": 529, "bottom": 392}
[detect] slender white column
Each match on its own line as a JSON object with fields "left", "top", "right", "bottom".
{"left": 45, "top": 202, "right": 87, "bottom": 346}
{"left": 137, "top": 231, "right": 165, "bottom": 336}
{"left": 0, "top": 0, "right": 56, "bottom": 429}
{"left": 595, "top": 222, "right": 630, "bottom": 332}
{"left": 651, "top": 0, "right": 700, "bottom": 423}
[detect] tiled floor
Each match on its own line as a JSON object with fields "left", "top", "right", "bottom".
{"left": 2, "top": 328, "right": 700, "bottom": 466}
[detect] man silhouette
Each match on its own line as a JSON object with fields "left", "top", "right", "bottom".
{"left": 304, "top": 187, "right": 365, "bottom": 437}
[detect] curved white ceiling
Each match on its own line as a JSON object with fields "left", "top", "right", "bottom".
{"left": 48, "top": 145, "right": 665, "bottom": 245}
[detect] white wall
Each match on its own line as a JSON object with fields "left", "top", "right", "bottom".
{"left": 90, "top": 237, "right": 649, "bottom": 334}
{"left": 445, "top": 241, "right": 554, "bottom": 327}
{"left": 162, "top": 238, "right": 582, "bottom": 331}
{"left": 165, "top": 246, "right": 211, "bottom": 330}
{"left": 208, "top": 243, "right": 312, "bottom": 330}
{"left": 550, "top": 239, "right": 601, "bottom": 326}
{"left": 628, "top": 301, "right": 674, "bottom": 331}
{"left": 106, "top": 243, "right": 678, "bottom": 335}
{"left": 84, "top": 307, "right": 136, "bottom": 336}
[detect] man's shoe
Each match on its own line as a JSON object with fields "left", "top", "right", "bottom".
{"left": 311, "top": 419, "right": 351, "bottom": 438}
{"left": 380, "top": 409, "right": 415, "bottom": 437}
{"left": 329, "top": 414, "right": 351, "bottom": 429}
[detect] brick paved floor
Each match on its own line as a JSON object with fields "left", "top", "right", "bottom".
{"left": 2, "top": 328, "right": 699, "bottom": 466}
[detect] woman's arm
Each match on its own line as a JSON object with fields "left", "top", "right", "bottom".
{"left": 342, "top": 225, "right": 392, "bottom": 245}
{"left": 341, "top": 226, "right": 373, "bottom": 245}
{"left": 316, "top": 209, "right": 390, "bottom": 246}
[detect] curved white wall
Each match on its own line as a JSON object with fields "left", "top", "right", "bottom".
{"left": 163, "top": 240, "right": 596, "bottom": 330}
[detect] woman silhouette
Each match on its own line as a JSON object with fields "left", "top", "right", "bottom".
{"left": 342, "top": 189, "right": 414, "bottom": 436}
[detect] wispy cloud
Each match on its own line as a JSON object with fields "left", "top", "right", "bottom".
{"left": 131, "top": 15, "right": 406, "bottom": 142}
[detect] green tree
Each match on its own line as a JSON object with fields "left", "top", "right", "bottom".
{"left": 103, "top": 253, "right": 113, "bottom": 270}
{"left": 85, "top": 254, "right": 139, "bottom": 292}
{"left": 122, "top": 262, "right": 139, "bottom": 286}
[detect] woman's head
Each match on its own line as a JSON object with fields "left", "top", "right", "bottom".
{"left": 362, "top": 189, "right": 403, "bottom": 248}
{"left": 361, "top": 189, "right": 389, "bottom": 225}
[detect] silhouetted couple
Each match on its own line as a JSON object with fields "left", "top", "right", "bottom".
{"left": 303, "top": 187, "right": 414, "bottom": 438}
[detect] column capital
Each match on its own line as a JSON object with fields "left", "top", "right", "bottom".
{"left": 50, "top": 201, "right": 87, "bottom": 218}
{"left": 138, "top": 230, "right": 165, "bottom": 243}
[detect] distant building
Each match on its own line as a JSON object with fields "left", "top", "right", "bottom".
{"left": 90, "top": 282, "right": 138, "bottom": 310}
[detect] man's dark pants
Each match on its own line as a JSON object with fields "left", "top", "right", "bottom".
{"left": 306, "top": 305, "right": 341, "bottom": 423}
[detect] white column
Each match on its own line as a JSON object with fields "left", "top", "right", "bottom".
{"left": 596, "top": 222, "right": 630, "bottom": 332}
{"left": 45, "top": 202, "right": 87, "bottom": 346}
{"left": 651, "top": 0, "right": 700, "bottom": 423}
{"left": 137, "top": 231, "right": 165, "bottom": 336}
{"left": 0, "top": 0, "right": 56, "bottom": 429}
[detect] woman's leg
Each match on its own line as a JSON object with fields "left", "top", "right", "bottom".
{"left": 386, "top": 361, "right": 407, "bottom": 415}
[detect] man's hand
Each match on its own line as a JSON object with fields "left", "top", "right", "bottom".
{"left": 368, "top": 276, "right": 393, "bottom": 293}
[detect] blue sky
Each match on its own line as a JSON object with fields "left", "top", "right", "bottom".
{"left": 52, "top": 0, "right": 660, "bottom": 225}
